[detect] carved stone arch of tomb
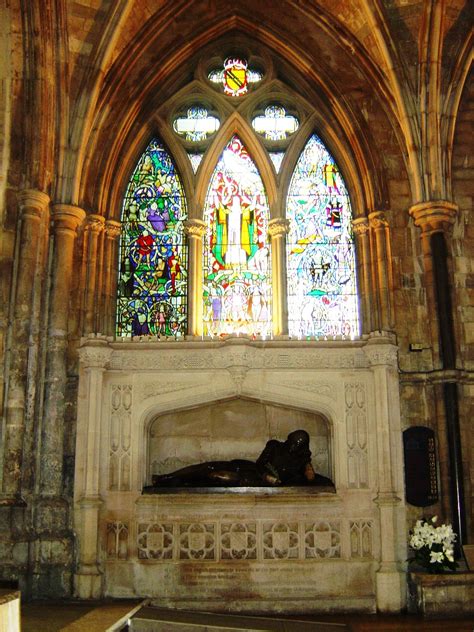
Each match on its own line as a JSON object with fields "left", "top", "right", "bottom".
{"left": 128, "top": 369, "right": 345, "bottom": 492}
{"left": 142, "top": 396, "right": 336, "bottom": 490}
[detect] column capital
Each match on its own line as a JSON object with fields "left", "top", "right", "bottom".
{"left": 17, "top": 188, "right": 50, "bottom": 219}
{"left": 86, "top": 213, "right": 106, "bottom": 233}
{"left": 268, "top": 217, "right": 289, "bottom": 237}
{"left": 52, "top": 204, "right": 86, "bottom": 234}
{"left": 408, "top": 200, "right": 458, "bottom": 234}
{"left": 105, "top": 219, "right": 121, "bottom": 239}
{"left": 78, "top": 337, "right": 112, "bottom": 369}
{"left": 184, "top": 218, "right": 206, "bottom": 238}
{"left": 368, "top": 211, "right": 389, "bottom": 229}
{"left": 352, "top": 217, "right": 369, "bottom": 236}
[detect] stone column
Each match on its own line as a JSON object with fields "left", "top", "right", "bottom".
{"left": 74, "top": 337, "right": 111, "bottom": 598}
{"left": 368, "top": 211, "right": 393, "bottom": 331}
{"left": 83, "top": 214, "right": 105, "bottom": 334}
{"left": 408, "top": 200, "right": 466, "bottom": 545}
{"left": 364, "top": 332, "right": 406, "bottom": 612}
{"left": 184, "top": 219, "right": 206, "bottom": 336}
{"left": 408, "top": 201, "right": 458, "bottom": 359}
{"left": 40, "top": 204, "right": 85, "bottom": 496}
{"left": 268, "top": 218, "right": 289, "bottom": 336}
{"left": 352, "top": 217, "right": 371, "bottom": 334}
{"left": 0, "top": 189, "right": 49, "bottom": 503}
{"left": 103, "top": 220, "right": 121, "bottom": 336}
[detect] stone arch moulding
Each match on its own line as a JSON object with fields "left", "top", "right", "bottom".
{"left": 144, "top": 396, "right": 335, "bottom": 487}
{"left": 76, "top": 17, "right": 394, "bottom": 222}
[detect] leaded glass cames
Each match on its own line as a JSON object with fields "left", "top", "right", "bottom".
{"left": 116, "top": 116, "right": 359, "bottom": 338}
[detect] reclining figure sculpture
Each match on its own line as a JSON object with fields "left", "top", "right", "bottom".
{"left": 144, "top": 429, "right": 334, "bottom": 489}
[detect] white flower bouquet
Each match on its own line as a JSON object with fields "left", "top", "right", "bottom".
{"left": 409, "top": 516, "right": 457, "bottom": 573}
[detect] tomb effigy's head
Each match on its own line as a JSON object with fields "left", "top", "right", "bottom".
{"left": 286, "top": 429, "right": 310, "bottom": 454}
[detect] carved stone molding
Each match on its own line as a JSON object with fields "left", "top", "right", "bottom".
{"left": 107, "top": 342, "right": 370, "bottom": 371}
{"left": 86, "top": 213, "right": 106, "bottom": 233}
{"left": 368, "top": 211, "right": 389, "bottom": 230}
{"left": 271, "top": 379, "right": 334, "bottom": 397}
{"left": 408, "top": 200, "right": 458, "bottom": 234}
{"left": 184, "top": 218, "right": 206, "bottom": 237}
{"left": 17, "top": 188, "right": 50, "bottom": 219}
{"left": 268, "top": 217, "right": 289, "bottom": 237}
{"left": 364, "top": 344, "right": 398, "bottom": 367}
{"left": 351, "top": 217, "right": 369, "bottom": 236}
{"left": 52, "top": 204, "right": 86, "bottom": 234}
{"left": 350, "top": 520, "right": 373, "bottom": 558}
{"left": 78, "top": 345, "right": 112, "bottom": 368}
{"left": 105, "top": 219, "right": 121, "bottom": 239}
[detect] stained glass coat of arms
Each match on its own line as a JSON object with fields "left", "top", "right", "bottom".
{"left": 116, "top": 139, "right": 188, "bottom": 337}
{"left": 203, "top": 136, "right": 271, "bottom": 336}
{"left": 286, "top": 135, "right": 359, "bottom": 338}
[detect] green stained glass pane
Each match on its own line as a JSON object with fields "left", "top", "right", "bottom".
{"left": 116, "top": 139, "right": 188, "bottom": 337}
{"left": 203, "top": 136, "right": 271, "bottom": 337}
{"left": 286, "top": 134, "right": 359, "bottom": 338}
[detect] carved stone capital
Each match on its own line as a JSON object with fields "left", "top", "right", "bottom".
{"left": 268, "top": 217, "right": 289, "bottom": 238}
{"left": 352, "top": 217, "right": 369, "bottom": 237}
{"left": 364, "top": 333, "right": 398, "bottom": 367}
{"left": 408, "top": 200, "right": 458, "bottom": 234}
{"left": 105, "top": 220, "right": 121, "bottom": 240}
{"left": 86, "top": 213, "right": 106, "bottom": 233}
{"left": 52, "top": 204, "right": 86, "bottom": 235}
{"left": 78, "top": 340, "right": 112, "bottom": 369}
{"left": 17, "top": 188, "right": 50, "bottom": 220}
{"left": 184, "top": 219, "right": 206, "bottom": 238}
{"left": 368, "top": 211, "right": 389, "bottom": 230}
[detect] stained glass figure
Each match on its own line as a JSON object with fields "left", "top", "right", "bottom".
{"left": 116, "top": 139, "right": 188, "bottom": 337}
{"left": 203, "top": 135, "right": 271, "bottom": 337}
{"left": 173, "top": 107, "right": 220, "bottom": 142}
{"left": 208, "top": 58, "right": 263, "bottom": 96}
{"left": 188, "top": 153, "right": 203, "bottom": 173}
{"left": 286, "top": 134, "right": 359, "bottom": 338}
{"left": 269, "top": 152, "right": 285, "bottom": 173}
{"left": 252, "top": 105, "right": 299, "bottom": 140}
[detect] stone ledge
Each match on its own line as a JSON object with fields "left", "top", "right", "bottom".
{"left": 409, "top": 571, "right": 474, "bottom": 617}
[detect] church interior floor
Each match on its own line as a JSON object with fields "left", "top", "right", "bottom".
{"left": 19, "top": 600, "right": 474, "bottom": 632}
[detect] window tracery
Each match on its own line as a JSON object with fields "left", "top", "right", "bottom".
{"left": 116, "top": 51, "right": 359, "bottom": 340}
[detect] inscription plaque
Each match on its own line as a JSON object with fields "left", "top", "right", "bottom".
{"left": 403, "top": 426, "right": 439, "bottom": 506}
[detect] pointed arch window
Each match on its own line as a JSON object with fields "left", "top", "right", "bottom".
{"left": 202, "top": 135, "right": 271, "bottom": 337}
{"left": 286, "top": 134, "right": 359, "bottom": 338}
{"left": 114, "top": 52, "right": 362, "bottom": 340}
{"left": 116, "top": 139, "right": 188, "bottom": 337}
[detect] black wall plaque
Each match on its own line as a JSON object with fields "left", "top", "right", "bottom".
{"left": 403, "top": 426, "right": 439, "bottom": 507}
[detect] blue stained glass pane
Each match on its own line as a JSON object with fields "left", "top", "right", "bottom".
{"left": 116, "top": 139, "right": 188, "bottom": 337}
{"left": 203, "top": 136, "right": 271, "bottom": 337}
{"left": 286, "top": 134, "right": 359, "bottom": 338}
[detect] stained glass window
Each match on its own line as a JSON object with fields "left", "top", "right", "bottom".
{"left": 208, "top": 58, "right": 263, "bottom": 96}
{"left": 173, "top": 107, "right": 220, "bottom": 142}
{"left": 286, "top": 134, "right": 359, "bottom": 338}
{"left": 203, "top": 135, "right": 271, "bottom": 337}
{"left": 116, "top": 139, "right": 188, "bottom": 337}
{"left": 252, "top": 105, "right": 299, "bottom": 140}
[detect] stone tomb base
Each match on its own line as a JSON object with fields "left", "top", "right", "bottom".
{"left": 104, "top": 489, "right": 377, "bottom": 613}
